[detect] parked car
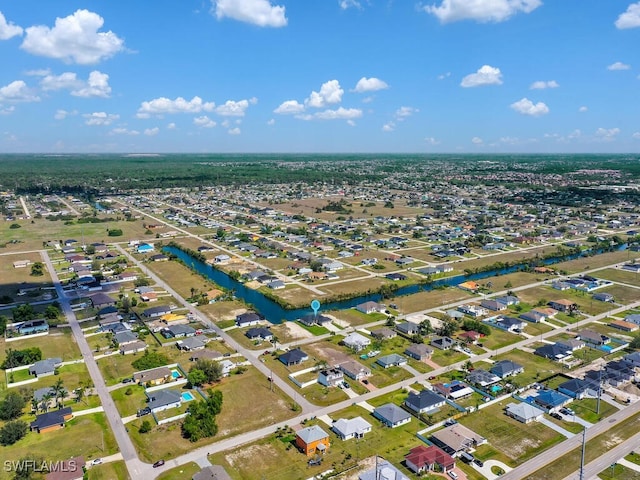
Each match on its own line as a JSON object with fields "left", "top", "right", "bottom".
{"left": 362, "top": 379, "right": 369, "bottom": 385}
{"left": 122, "top": 377, "right": 133, "bottom": 384}
{"left": 137, "top": 407, "right": 151, "bottom": 417}
{"left": 474, "top": 458, "right": 484, "bottom": 467}
{"left": 550, "top": 412, "right": 563, "bottom": 420}
{"left": 153, "top": 460, "right": 165, "bottom": 468}
{"left": 447, "top": 471, "right": 458, "bottom": 479}
{"left": 91, "top": 458, "right": 103, "bottom": 466}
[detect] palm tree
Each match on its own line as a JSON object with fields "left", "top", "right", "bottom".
{"left": 40, "top": 393, "right": 53, "bottom": 413}
{"left": 270, "top": 335, "right": 279, "bottom": 350}
{"left": 51, "top": 378, "right": 66, "bottom": 408}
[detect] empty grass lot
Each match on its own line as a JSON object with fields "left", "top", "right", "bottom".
{"left": 156, "top": 462, "right": 200, "bottom": 480}
{"left": 529, "top": 410, "right": 640, "bottom": 480}
{"left": 2, "top": 330, "right": 81, "bottom": 362}
{"left": 0, "top": 413, "right": 118, "bottom": 480}
{"left": 127, "top": 366, "right": 296, "bottom": 462}
{"left": 458, "top": 401, "right": 565, "bottom": 466}
{"left": 210, "top": 403, "right": 427, "bottom": 480}
{"left": 492, "top": 350, "right": 563, "bottom": 386}
{"left": 87, "top": 461, "right": 130, "bottom": 480}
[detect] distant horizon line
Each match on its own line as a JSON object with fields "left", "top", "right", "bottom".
{"left": 0, "top": 152, "right": 639, "bottom": 157}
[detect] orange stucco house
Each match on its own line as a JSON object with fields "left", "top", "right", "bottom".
{"left": 295, "top": 425, "right": 330, "bottom": 456}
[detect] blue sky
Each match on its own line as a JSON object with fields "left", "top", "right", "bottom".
{"left": 0, "top": 0, "right": 639, "bottom": 153}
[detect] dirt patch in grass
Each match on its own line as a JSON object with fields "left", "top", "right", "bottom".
{"left": 282, "top": 321, "right": 314, "bottom": 340}
{"left": 226, "top": 444, "right": 279, "bottom": 469}
{"left": 305, "top": 343, "right": 351, "bottom": 366}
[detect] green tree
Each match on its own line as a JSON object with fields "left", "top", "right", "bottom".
{"left": 181, "top": 390, "right": 223, "bottom": 442}
{"left": 187, "top": 368, "right": 207, "bottom": 388}
{"left": 139, "top": 420, "right": 152, "bottom": 434}
{"left": 0, "top": 391, "right": 26, "bottom": 420}
{"left": 131, "top": 350, "right": 169, "bottom": 371}
{"left": 44, "top": 304, "right": 61, "bottom": 320}
{"left": 0, "top": 315, "right": 8, "bottom": 335}
{"left": 30, "top": 262, "right": 44, "bottom": 276}
{"left": 193, "top": 359, "right": 223, "bottom": 384}
{"left": 0, "top": 420, "right": 28, "bottom": 446}
{"left": 12, "top": 304, "right": 37, "bottom": 323}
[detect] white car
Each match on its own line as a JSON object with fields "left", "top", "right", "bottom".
{"left": 91, "top": 458, "right": 103, "bottom": 466}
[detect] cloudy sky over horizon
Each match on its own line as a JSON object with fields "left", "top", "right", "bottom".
{"left": 0, "top": 1, "right": 639, "bottom": 153}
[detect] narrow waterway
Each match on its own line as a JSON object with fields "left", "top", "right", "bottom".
{"left": 164, "top": 244, "right": 626, "bottom": 323}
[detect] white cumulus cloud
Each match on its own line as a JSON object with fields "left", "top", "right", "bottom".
{"left": 425, "top": 137, "right": 440, "bottom": 145}
{"left": 216, "top": 99, "right": 250, "bottom": 116}
{"left": 274, "top": 100, "right": 305, "bottom": 115}
{"left": 306, "top": 80, "right": 344, "bottom": 108}
{"left": 608, "top": 61, "right": 631, "bottom": 71}
{"left": 633, "top": 132, "right": 640, "bottom": 139}
{"left": 83, "top": 112, "right": 119, "bottom": 126}
{"left": 595, "top": 127, "right": 620, "bottom": 140}
{"left": 395, "top": 106, "right": 418, "bottom": 119}
{"left": 137, "top": 96, "right": 215, "bottom": 118}
{"left": 54, "top": 109, "right": 77, "bottom": 120}
{"left": 530, "top": 80, "right": 559, "bottom": 89}
{"left": 510, "top": 97, "right": 549, "bottom": 116}
{"left": 461, "top": 65, "right": 503, "bottom": 87}
{"left": 616, "top": 2, "right": 640, "bottom": 29}
{"left": 40, "top": 70, "right": 111, "bottom": 98}
{"left": 353, "top": 77, "right": 389, "bottom": 93}
{"left": 340, "top": 0, "right": 362, "bottom": 9}
{"left": 423, "top": 0, "right": 542, "bottom": 23}
{"left": 212, "top": 0, "right": 287, "bottom": 27}
{"left": 382, "top": 122, "right": 395, "bottom": 132}
{"left": 144, "top": 127, "right": 159, "bottom": 136}
{"left": 228, "top": 127, "right": 241, "bottom": 135}
{"left": 579, "top": 106, "right": 588, "bottom": 112}
{"left": 110, "top": 128, "right": 139, "bottom": 136}
{"left": 312, "top": 107, "right": 362, "bottom": 120}
{"left": 194, "top": 116, "right": 217, "bottom": 128}
{"left": 0, "top": 11, "right": 23, "bottom": 40}
{"left": 21, "top": 9, "right": 125, "bottom": 64}
{"left": 471, "top": 136, "right": 483, "bottom": 144}
{"left": 0, "top": 80, "right": 40, "bottom": 102}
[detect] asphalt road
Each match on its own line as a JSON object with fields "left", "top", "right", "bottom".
{"left": 41, "top": 251, "right": 147, "bottom": 478}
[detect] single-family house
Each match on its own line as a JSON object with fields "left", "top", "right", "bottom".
{"left": 376, "top": 354, "right": 407, "bottom": 369}
{"left": 458, "top": 281, "right": 479, "bottom": 292}
{"left": 481, "top": 299, "right": 507, "bottom": 312}
{"left": 146, "top": 389, "right": 182, "bottom": 413}
{"left": 356, "top": 301, "right": 386, "bottom": 315}
{"left": 404, "top": 344, "right": 433, "bottom": 361}
{"left": 431, "top": 336, "right": 455, "bottom": 350}
{"left": 17, "top": 319, "right": 49, "bottom": 335}
{"left": 29, "top": 358, "right": 62, "bottom": 377}
{"left": 429, "top": 424, "right": 486, "bottom": 456}
{"left": 405, "top": 445, "right": 456, "bottom": 474}
{"left": 358, "top": 460, "right": 409, "bottom": 480}
{"left": 136, "top": 243, "right": 154, "bottom": 253}
{"left": 458, "top": 331, "right": 481, "bottom": 344}
{"left": 556, "top": 338, "right": 586, "bottom": 352}
{"left": 245, "top": 327, "right": 273, "bottom": 341}
{"left": 531, "top": 390, "right": 572, "bottom": 412}
{"left": 534, "top": 343, "right": 572, "bottom": 361}
{"left": 548, "top": 299, "right": 578, "bottom": 313}
{"left": 404, "top": 389, "right": 446, "bottom": 414}
{"left": 295, "top": 425, "right": 330, "bottom": 456}
{"left": 342, "top": 332, "right": 371, "bottom": 352}
{"left": 609, "top": 319, "right": 638, "bottom": 332}
{"left": 496, "top": 316, "right": 527, "bottom": 332}
{"left": 495, "top": 295, "right": 519, "bottom": 306}
{"left": 371, "top": 328, "right": 396, "bottom": 340}
{"left": 166, "top": 324, "right": 196, "bottom": 338}
{"left": 133, "top": 366, "right": 172, "bottom": 386}
{"left": 593, "top": 292, "right": 614, "bottom": 303}
{"left": 177, "top": 337, "right": 206, "bottom": 352}
{"left": 120, "top": 340, "right": 148, "bottom": 355}
{"left": 331, "top": 416, "right": 372, "bottom": 440}
{"left": 90, "top": 293, "right": 115, "bottom": 309}
{"left": 114, "top": 330, "right": 138, "bottom": 345}
{"left": 490, "top": 360, "right": 524, "bottom": 378}
{"left": 339, "top": 361, "right": 371, "bottom": 381}
{"left": 577, "top": 329, "right": 609, "bottom": 346}
{"left": 519, "top": 310, "right": 546, "bottom": 323}
{"left": 45, "top": 455, "right": 85, "bottom": 480}
{"left": 143, "top": 305, "right": 173, "bottom": 318}
{"left": 468, "top": 369, "right": 501, "bottom": 387}
{"left": 279, "top": 348, "right": 309, "bottom": 366}
{"left": 191, "top": 465, "right": 232, "bottom": 480}
{"left": 373, "top": 403, "right": 412, "bottom": 428}
{"left": 396, "top": 322, "right": 420, "bottom": 336}
{"left": 299, "top": 313, "right": 332, "bottom": 327}
{"left": 558, "top": 378, "right": 598, "bottom": 399}
{"left": 30, "top": 407, "right": 73, "bottom": 433}
{"left": 433, "top": 380, "right": 474, "bottom": 400}
{"left": 504, "top": 402, "right": 545, "bottom": 424}
{"left": 235, "top": 312, "right": 262, "bottom": 327}
{"left": 318, "top": 368, "right": 344, "bottom": 387}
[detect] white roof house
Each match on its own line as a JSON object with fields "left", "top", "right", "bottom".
{"left": 332, "top": 416, "right": 372, "bottom": 440}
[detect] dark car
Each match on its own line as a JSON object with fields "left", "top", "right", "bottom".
{"left": 153, "top": 460, "right": 165, "bottom": 468}
{"left": 136, "top": 407, "right": 151, "bottom": 417}
{"left": 474, "top": 458, "right": 484, "bottom": 467}
{"left": 122, "top": 378, "right": 133, "bottom": 384}
{"left": 550, "top": 412, "right": 563, "bottom": 420}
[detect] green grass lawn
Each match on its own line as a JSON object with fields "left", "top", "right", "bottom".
{"left": 529, "top": 410, "right": 640, "bottom": 480}
{"left": 111, "top": 384, "right": 148, "bottom": 417}
{"left": 480, "top": 328, "right": 522, "bottom": 351}
{"left": 300, "top": 382, "right": 350, "bottom": 406}
{"left": 430, "top": 348, "right": 468, "bottom": 366}
{"left": 458, "top": 401, "right": 565, "bottom": 466}
{"left": 97, "top": 353, "right": 139, "bottom": 385}
{"left": 156, "top": 462, "right": 200, "bottom": 480}
{"left": 1, "top": 330, "right": 81, "bottom": 362}
{"left": 128, "top": 366, "right": 296, "bottom": 463}
{"left": 492, "top": 349, "right": 563, "bottom": 386}
{"left": 0, "top": 413, "right": 117, "bottom": 480}
{"left": 210, "top": 403, "right": 429, "bottom": 480}
{"left": 87, "top": 461, "right": 130, "bottom": 480}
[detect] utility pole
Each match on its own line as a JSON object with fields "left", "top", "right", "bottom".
{"left": 579, "top": 426, "right": 586, "bottom": 480}
{"left": 597, "top": 367, "right": 603, "bottom": 415}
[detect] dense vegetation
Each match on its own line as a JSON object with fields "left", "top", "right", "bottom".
{"left": 131, "top": 350, "right": 169, "bottom": 371}
{"left": 1, "top": 348, "right": 42, "bottom": 369}
{"left": 181, "top": 390, "right": 223, "bottom": 442}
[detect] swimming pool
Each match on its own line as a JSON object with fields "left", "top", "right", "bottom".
{"left": 181, "top": 391, "right": 195, "bottom": 402}
{"left": 491, "top": 385, "right": 503, "bottom": 393}
{"left": 171, "top": 369, "right": 181, "bottom": 379}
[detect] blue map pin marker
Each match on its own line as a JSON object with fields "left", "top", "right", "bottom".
{"left": 311, "top": 299, "right": 320, "bottom": 317}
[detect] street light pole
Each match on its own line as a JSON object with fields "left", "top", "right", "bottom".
{"left": 579, "top": 426, "right": 586, "bottom": 480}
